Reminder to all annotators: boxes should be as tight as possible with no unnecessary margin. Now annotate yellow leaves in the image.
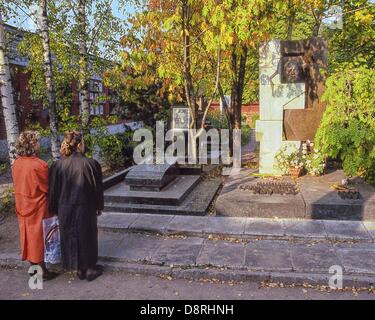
[227,34,234,45]
[354,11,374,25]
[120,51,130,61]
[220,23,226,35]
[167,92,174,102]
[180,29,190,37]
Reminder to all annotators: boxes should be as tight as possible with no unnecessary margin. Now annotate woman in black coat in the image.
[48,131,104,281]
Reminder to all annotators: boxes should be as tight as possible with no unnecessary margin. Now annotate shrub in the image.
[206,111,252,146]
[315,67,375,183]
[241,124,252,146]
[302,141,326,176]
[206,110,229,129]
[0,187,15,216]
[0,160,10,176]
[98,129,135,170]
[250,113,259,129]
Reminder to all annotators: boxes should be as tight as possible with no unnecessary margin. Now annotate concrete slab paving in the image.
[128,213,174,232]
[244,218,285,237]
[283,219,327,238]
[336,248,375,274]
[196,241,245,268]
[363,221,375,240]
[98,212,375,243]
[290,242,340,273]
[99,212,139,230]
[205,217,246,235]
[166,215,208,234]
[98,232,125,258]
[323,220,372,240]
[4,217,375,288]
[244,240,293,271]
[150,237,204,266]
[104,233,163,262]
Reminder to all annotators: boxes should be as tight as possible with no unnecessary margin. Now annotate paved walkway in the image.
[95,213,375,287]
[98,212,375,241]
[241,129,257,164]
[2,213,375,288]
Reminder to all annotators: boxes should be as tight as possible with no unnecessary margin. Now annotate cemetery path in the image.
[241,129,257,164]
[1,213,375,289]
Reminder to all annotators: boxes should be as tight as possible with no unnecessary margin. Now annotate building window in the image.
[89,80,103,93]
[90,104,104,115]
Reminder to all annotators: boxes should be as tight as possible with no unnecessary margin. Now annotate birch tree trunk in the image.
[77,0,91,134]
[38,0,60,160]
[181,0,197,130]
[0,15,19,163]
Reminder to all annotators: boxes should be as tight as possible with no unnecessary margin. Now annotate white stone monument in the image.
[255,40,304,174]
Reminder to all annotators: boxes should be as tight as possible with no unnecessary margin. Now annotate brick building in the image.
[210,102,259,126]
[0,24,122,142]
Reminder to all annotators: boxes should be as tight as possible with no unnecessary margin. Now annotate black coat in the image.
[48,152,104,270]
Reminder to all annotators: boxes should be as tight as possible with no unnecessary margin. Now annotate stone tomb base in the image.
[105,175,201,206]
[215,169,375,221]
[104,165,221,216]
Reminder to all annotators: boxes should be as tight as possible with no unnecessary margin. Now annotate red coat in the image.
[12,156,50,264]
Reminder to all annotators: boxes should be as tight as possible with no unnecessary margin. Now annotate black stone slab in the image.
[104,175,201,206]
[102,167,133,190]
[125,163,179,191]
[179,165,202,175]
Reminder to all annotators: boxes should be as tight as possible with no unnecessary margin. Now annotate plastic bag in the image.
[43,216,61,264]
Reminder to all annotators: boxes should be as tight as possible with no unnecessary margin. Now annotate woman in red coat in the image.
[12,131,58,280]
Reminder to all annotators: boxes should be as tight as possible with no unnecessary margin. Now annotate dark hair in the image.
[60,131,84,157]
[15,130,41,156]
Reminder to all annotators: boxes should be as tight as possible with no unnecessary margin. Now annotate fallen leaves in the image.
[260,280,375,295]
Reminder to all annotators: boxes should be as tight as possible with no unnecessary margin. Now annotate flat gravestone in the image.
[125,163,179,191]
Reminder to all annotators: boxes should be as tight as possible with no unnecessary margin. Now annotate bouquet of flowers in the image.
[303,141,326,176]
[275,140,326,177]
[275,145,303,175]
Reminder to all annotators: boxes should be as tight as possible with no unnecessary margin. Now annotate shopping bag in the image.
[43,216,61,264]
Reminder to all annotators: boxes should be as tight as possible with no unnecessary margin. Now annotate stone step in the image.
[95,230,375,287]
[104,202,206,216]
[97,231,375,275]
[104,179,222,216]
[104,175,201,206]
[98,213,375,242]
